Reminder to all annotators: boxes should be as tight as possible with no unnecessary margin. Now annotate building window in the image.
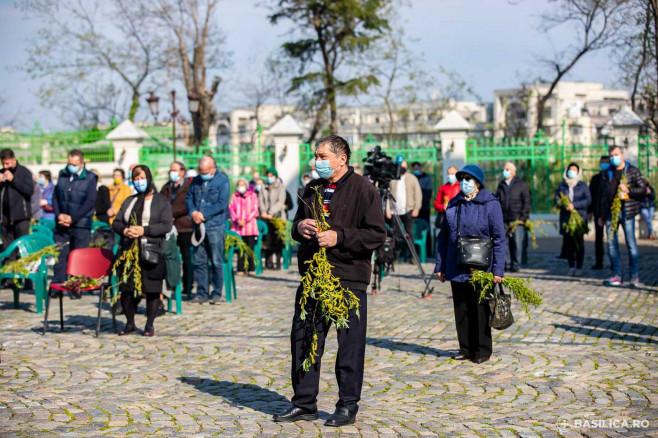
[570,125,583,135]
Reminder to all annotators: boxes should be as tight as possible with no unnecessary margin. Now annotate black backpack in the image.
[376,233,396,265]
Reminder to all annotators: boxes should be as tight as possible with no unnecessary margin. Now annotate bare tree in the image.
[533,0,626,133]
[18,0,162,125]
[149,0,230,148]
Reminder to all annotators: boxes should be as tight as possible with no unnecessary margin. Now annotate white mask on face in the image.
[311,170,320,180]
[237,186,247,194]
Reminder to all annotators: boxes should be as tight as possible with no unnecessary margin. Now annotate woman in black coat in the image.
[112,165,173,336]
[554,162,591,277]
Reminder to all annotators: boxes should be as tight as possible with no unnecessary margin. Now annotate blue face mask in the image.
[315,159,334,179]
[134,179,148,193]
[503,169,511,179]
[610,155,622,167]
[37,177,45,186]
[200,172,213,182]
[600,163,609,171]
[567,170,578,179]
[413,170,421,176]
[447,174,457,184]
[460,179,476,195]
[267,176,276,184]
[169,171,180,183]
[67,164,79,174]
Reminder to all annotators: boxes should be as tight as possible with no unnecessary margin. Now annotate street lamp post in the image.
[146,91,182,162]
[188,91,201,152]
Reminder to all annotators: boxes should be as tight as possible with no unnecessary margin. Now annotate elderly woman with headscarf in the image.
[112,165,173,336]
[229,178,260,275]
[435,164,506,364]
[554,162,591,277]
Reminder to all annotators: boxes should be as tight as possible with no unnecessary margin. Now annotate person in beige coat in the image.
[259,168,287,269]
[386,161,422,259]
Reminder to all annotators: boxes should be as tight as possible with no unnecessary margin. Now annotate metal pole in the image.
[171,90,177,162]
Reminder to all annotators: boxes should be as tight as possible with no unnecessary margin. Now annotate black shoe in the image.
[156,302,166,317]
[118,324,136,336]
[143,325,155,337]
[452,353,470,361]
[591,264,603,270]
[272,406,318,423]
[209,297,223,305]
[472,355,490,364]
[325,407,356,427]
[190,296,208,304]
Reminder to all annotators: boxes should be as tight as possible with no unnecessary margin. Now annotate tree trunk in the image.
[307,101,328,143]
[128,88,139,121]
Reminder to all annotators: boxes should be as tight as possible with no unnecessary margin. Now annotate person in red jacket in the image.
[433,166,461,228]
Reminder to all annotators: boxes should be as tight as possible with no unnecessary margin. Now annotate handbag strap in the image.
[497,283,505,297]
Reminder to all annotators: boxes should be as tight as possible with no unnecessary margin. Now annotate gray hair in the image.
[315,135,351,163]
[504,162,516,171]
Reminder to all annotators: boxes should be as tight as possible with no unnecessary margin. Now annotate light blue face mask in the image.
[315,159,334,179]
[567,170,578,179]
[600,163,609,171]
[37,177,45,186]
[169,171,180,183]
[413,170,422,177]
[447,174,457,184]
[134,179,148,193]
[267,176,276,184]
[503,169,511,179]
[610,155,622,167]
[67,164,79,174]
[200,172,213,182]
[460,179,476,195]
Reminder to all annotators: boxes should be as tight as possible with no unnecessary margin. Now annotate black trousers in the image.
[178,231,193,295]
[121,291,160,330]
[450,281,492,358]
[53,227,91,283]
[563,234,584,269]
[1,218,30,259]
[290,285,367,414]
[237,235,257,273]
[593,217,604,267]
[264,221,282,268]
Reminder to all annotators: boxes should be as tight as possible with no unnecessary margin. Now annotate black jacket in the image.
[161,179,192,233]
[292,167,386,289]
[588,172,605,217]
[112,192,173,281]
[0,162,34,222]
[95,185,111,224]
[554,180,591,236]
[595,163,645,220]
[53,166,98,229]
[496,177,531,222]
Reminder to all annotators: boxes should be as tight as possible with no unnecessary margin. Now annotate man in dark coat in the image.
[52,150,97,290]
[273,135,386,427]
[588,155,610,270]
[595,145,646,287]
[495,162,531,272]
[0,148,34,256]
[161,161,193,297]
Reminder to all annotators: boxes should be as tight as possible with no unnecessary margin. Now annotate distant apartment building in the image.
[494,81,631,144]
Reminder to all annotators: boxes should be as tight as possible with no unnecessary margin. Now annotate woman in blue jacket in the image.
[554,162,591,277]
[435,164,506,364]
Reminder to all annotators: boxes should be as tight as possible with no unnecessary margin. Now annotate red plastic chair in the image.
[42,248,114,337]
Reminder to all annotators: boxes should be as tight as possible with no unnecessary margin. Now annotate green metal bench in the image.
[0,235,54,314]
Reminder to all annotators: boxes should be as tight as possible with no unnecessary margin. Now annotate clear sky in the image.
[0,0,621,132]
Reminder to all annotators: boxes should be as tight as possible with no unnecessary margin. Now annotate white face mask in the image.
[237,186,247,194]
[311,170,320,180]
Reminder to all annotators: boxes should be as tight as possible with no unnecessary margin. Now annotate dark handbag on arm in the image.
[456,204,493,269]
[140,238,164,266]
[489,283,514,330]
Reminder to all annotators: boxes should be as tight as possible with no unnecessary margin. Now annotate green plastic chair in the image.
[92,221,112,232]
[412,218,430,263]
[223,230,241,302]
[0,235,54,314]
[31,225,54,243]
[254,220,268,275]
[282,220,298,270]
[38,219,56,230]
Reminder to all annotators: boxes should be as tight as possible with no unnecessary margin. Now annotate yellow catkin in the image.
[610,175,627,237]
[299,187,360,372]
[111,213,142,299]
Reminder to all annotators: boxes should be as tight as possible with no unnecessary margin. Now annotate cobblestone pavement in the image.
[1,239,657,437]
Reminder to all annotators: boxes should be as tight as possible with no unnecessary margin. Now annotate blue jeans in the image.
[606,217,639,279]
[505,224,525,269]
[641,206,655,236]
[193,227,225,300]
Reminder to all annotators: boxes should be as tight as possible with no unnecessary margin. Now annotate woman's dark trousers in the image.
[450,281,492,358]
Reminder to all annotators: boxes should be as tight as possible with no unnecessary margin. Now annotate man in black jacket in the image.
[588,156,610,270]
[52,150,98,291]
[596,145,645,287]
[0,148,34,256]
[273,135,386,427]
[496,162,531,272]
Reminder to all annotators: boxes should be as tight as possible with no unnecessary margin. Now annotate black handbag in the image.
[456,204,493,269]
[489,283,514,330]
[140,239,164,266]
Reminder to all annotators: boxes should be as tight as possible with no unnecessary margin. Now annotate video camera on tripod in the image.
[362,145,404,190]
